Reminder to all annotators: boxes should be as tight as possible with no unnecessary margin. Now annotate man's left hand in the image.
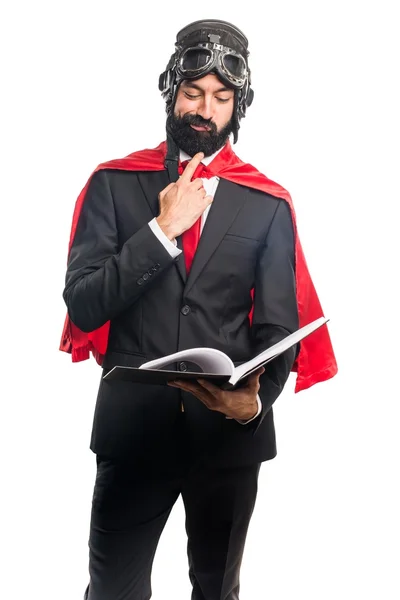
[168,366,265,421]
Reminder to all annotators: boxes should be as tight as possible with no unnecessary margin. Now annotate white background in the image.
[2,1,399,599]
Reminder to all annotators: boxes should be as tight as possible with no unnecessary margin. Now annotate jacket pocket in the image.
[224,233,260,246]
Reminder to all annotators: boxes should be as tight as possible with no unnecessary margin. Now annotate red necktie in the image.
[178,160,212,273]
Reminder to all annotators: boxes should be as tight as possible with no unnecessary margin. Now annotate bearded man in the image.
[60,18,337,600]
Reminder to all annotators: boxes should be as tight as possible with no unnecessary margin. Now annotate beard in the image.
[166,111,234,157]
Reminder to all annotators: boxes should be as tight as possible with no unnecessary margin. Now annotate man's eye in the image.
[185,93,199,99]
[216,97,230,103]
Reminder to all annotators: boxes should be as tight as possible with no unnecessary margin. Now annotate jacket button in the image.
[137,278,144,285]
[143,273,149,281]
[179,362,188,372]
[181,305,191,315]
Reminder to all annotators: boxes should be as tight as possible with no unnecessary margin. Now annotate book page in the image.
[140,347,235,376]
[230,316,329,386]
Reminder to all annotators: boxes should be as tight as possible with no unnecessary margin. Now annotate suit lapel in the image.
[184,178,248,296]
[137,171,166,218]
[137,171,187,284]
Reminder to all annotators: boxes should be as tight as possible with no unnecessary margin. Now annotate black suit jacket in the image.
[63,168,299,467]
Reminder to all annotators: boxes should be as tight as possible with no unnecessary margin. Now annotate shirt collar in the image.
[179,144,225,166]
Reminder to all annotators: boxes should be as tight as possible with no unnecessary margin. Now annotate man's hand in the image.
[156,152,213,240]
[168,367,265,421]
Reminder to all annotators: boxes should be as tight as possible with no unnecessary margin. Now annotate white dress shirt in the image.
[148,146,262,424]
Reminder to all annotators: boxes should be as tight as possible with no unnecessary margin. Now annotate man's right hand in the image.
[156,152,214,240]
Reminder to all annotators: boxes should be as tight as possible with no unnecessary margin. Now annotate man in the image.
[61,19,337,600]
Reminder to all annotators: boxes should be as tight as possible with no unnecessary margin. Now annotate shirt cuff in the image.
[225,394,262,425]
[149,218,182,258]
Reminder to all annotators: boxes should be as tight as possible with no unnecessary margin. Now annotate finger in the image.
[181,152,204,181]
[253,366,265,377]
[171,380,202,393]
[196,379,220,395]
[190,178,205,191]
[196,191,213,205]
[168,380,189,389]
[170,380,217,408]
[247,367,265,389]
[193,177,206,188]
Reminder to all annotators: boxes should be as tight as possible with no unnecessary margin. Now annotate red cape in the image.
[60,141,338,393]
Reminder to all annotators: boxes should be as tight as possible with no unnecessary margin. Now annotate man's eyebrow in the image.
[182,82,233,94]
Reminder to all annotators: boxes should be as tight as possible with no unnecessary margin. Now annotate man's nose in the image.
[197,98,213,120]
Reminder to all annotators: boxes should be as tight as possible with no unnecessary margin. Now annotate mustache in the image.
[180,114,217,134]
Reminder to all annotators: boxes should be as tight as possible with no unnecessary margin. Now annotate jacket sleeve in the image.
[251,199,299,429]
[63,170,176,332]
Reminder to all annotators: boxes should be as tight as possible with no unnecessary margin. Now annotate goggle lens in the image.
[222,53,247,80]
[180,48,213,73]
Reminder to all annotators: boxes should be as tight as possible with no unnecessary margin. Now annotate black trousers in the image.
[84,423,261,600]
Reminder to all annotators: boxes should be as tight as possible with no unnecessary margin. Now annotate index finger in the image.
[181,152,204,181]
[247,366,265,386]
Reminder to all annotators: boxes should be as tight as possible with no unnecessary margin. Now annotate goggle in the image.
[175,43,248,89]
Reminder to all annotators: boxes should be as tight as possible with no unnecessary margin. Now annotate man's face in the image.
[167,73,235,157]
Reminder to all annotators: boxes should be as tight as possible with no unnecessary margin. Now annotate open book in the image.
[103,316,329,389]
